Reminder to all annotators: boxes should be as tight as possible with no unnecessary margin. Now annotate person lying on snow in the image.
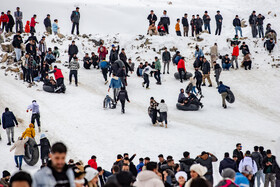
[181,92,203,108]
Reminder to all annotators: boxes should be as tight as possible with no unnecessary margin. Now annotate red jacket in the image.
[232,46,239,57]
[177,59,186,71]
[98,46,108,60]
[88,159,97,169]
[0,14,9,23]
[30,17,37,27]
[54,68,64,79]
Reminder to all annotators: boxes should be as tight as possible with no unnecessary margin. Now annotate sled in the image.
[43,84,66,93]
[174,72,193,80]
[226,89,235,104]
[176,103,200,111]
[24,138,39,166]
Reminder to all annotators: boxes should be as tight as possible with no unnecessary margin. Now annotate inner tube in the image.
[43,85,55,93]
[226,89,235,104]
[174,72,193,80]
[24,138,39,166]
[176,103,199,111]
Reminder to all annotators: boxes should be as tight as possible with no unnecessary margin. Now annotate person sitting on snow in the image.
[182,92,203,108]
[178,88,187,103]
[148,23,158,36]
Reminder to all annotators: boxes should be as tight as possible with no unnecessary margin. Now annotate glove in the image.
[26,110,29,112]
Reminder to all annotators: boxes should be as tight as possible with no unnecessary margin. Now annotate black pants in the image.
[191,27,195,37]
[151,109,157,124]
[7,25,13,32]
[69,70,78,85]
[178,68,185,82]
[57,78,64,87]
[69,55,74,63]
[101,68,108,81]
[243,61,252,70]
[26,69,33,83]
[176,31,181,36]
[267,46,275,53]
[215,24,222,35]
[71,22,79,35]
[160,112,167,124]
[196,80,202,93]
[40,53,46,65]
[31,113,40,127]
[154,70,161,83]
[163,24,169,34]
[196,27,202,35]
[30,26,36,33]
[120,100,125,113]
[22,66,27,81]
[1,22,7,31]
[16,21,23,33]
[143,74,149,88]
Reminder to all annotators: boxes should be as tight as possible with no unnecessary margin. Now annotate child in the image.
[25,21,30,33]
[189,77,197,95]
[157,99,168,128]
[103,95,114,109]
[52,19,59,35]
[53,46,60,58]
[22,123,35,139]
[175,18,181,36]
[117,87,130,114]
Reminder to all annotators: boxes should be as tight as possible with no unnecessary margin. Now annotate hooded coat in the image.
[134,170,164,187]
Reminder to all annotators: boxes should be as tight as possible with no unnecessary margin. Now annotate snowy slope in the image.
[1,0,280,184]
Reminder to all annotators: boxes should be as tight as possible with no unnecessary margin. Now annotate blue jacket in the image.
[2,111,18,129]
[219,157,238,174]
[45,53,56,60]
[100,60,109,69]
[195,49,204,58]
[136,162,144,173]
[235,172,250,187]
[52,23,58,33]
[218,84,230,94]
[109,77,122,89]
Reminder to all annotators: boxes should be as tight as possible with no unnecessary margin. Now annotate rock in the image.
[0,34,4,44]
[226,38,231,43]
[1,53,8,62]
[1,66,6,69]
[67,36,73,41]
[4,32,13,38]
[170,46,178,52]
[241,20,247,28]
[7,59,14,65]
[51,39,56,43]
[196,37,204,42]
[268,11,272,15]
[57,33,65,39]
[56,60,62,63]
[240,37,248,40]
[8,67,20,72]
[274,14,277,17]
[1,43,14,52]
[144,38,152,46]
[201,30,209,34]
[88,39,100,46]
[113,40,119,44]
[167,1,172,5]
[140,44,144,48]
[139,35,145,40]
[82,34,89,39]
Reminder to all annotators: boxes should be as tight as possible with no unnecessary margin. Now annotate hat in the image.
[190,164,207,177]
[2,170,11,178]
[175,171,188,181]
[40,134,46,139]
[245,150,251,156]
[85,167,98,182]
[221,168,236,179]
[242,165,253,175]
[29,123,34,128]
[112,44,115,48]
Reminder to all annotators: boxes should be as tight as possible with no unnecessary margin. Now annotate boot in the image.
[7,142,11,145]
[160,123,164,127]
[12,138,14,143]
[202,83,206,86]
[38,126,41,133]
[208,84,212,87]
[165,124,167,128]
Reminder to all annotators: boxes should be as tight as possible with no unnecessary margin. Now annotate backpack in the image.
[174,56,181,65]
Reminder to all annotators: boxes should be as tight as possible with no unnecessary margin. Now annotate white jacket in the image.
[10,137,29,156]
[158,103,168,112]
[134,170,164,187]
[238,156,258,174]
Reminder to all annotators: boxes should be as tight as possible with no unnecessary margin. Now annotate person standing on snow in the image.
[100,60,110,84]
[239,150,258,186]
[201,58,212,87]
[108,74,123,103]
[158,99,168,128]
[233,15,242,37]
[30,14,39,34]
[210,43,218,68]
[2,108,18,145]
[256,14,265,39]
[117,87,130,114]
[7,11,15,33]
[182,13,189,37]
[231,43,239,69]
[218,81,230,109]
[160,10,170,34]
[154,57,161,85]
[215,10,223,35]
[142,62,154,89]
[35,134,51,166]
[71,7,80,35]
[147,10,157,26]
[249,11,258,38]
[69,56,80,86]
[149,97,158,126]
[68,40,78,62]
[26,100,41,132]
[213,61,222,87]
[14,7,23,33]
[43,14,52,34]
[203,11,211,34]
[10,137,29,171]
[162,47,171,74]
[177,57,186,83]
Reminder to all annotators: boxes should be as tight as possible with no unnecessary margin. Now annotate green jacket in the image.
[155,60,161,70]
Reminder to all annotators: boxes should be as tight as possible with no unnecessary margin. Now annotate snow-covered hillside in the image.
[1,0,280,185]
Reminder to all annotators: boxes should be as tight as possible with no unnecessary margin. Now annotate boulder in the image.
[1,53,8,62]
[4,32,13,38]
[6,67,19,72]
[82,34,89,39]
[57,33,65,39]
[1,66,6,69]
[56,60,61,63]
[170,46,178,52]
[67,36,73,40]
[144,38,152,46]
[241,20,247,28]
[1,43,14,53]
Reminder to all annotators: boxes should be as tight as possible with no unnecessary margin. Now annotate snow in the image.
[1,0,280,185]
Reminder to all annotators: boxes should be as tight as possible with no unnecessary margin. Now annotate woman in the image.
[85,167,99,187]
[175,171,188,187]
[35,134,51,166]
[185,164,207,187]
[10,137,29,170]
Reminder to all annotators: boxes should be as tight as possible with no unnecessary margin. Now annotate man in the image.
[162,47,171,74]
[30,14,38,34]
[147,10,157,25]
[160,10,170,34]
[123,157,137,177]
[215,10,223,35]
[196,151,218,185]
[12,32,23,62]
[213,61,222,87]
[147,23,158,36]
[263,149,276,187]
[201,58,212,87]
[2,108,18,145]
[158,154,167,173]
[179,151,196,180]
[178,88,187,103]
[219,152,238,175]
[240,42,250,56]
[190,15,197,37]
[100,60,109,84]
[256,14,265,38]
[239,151,258,187]
[88,155,98,169]
[216,168,238,187]
[264,38,275,54]
[177,57,186,83]
[14,7,23,33]
[134,162,164,187]
[154,57,161,85]
[7,11,15,33]
[142,63,153,89]
[137,158,144,173]
[233,143,244,168]
[43,14,52,34]
[10,171,32,187]
[108,74,123,102]
[32,142,75,187]
[182,13,189,37]
[109,45,119,64]
[210,43,218,68]
[0,170,10,187]
[106,165,120,185]
[194,67,203,95]
[249,11,258,38]
[252,146,264,187]
[222,54,231,71]
[0,12,9,32]
[218,81,230,109]
[265,24,277,43]
[194,46,204,59]
[203,11,211,34]
[68,40,78,62]
[195,14,203,35]
[231,43,239,69]
[97,167,112,186]
[49,65,64,88]
[117,87,130,114]
[26,100,40,132]
[235,165,253,187]
[71,7,80,35]
[233,15,242,37]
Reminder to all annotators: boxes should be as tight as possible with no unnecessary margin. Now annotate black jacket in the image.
[12,35,23,48]
[215,14,223,24]
[117,68,126,78]
[249,14,257,25]
[222,56,231,64]
[109,46,120,63]
[233,18,241,27]
[190,18,197,29]
[8,15,15,27]
[37,137,51,159]
[182,17,189,27]
[44,17,51,27]
[83,57,91,69]
[196,18,203,28]
[147,14,157,25]
[201,61,210,74]
[203,15,211,24]
[179,158,196,174]
[119,52,127,63]
[219,157,238,174]
[162,51,171,62]
[117,90,129,102]
[2,111,18,129]
[256,16,265,26]
[240,44,250,54]
[24,35,38,44]
[68,44,78,55]
[263,155,276,174]
[26,43,36,56]
[194,70,202,81]
[160,16,170,25]
[264,40,275,49]
[233,149,243,167]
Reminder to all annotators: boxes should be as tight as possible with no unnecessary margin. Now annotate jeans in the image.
[204,23,211,34]
[113,88,120,103]
[196,80,202,93]
[69,70,78,85]
[101,68,108,81]
[176,31,181,36]
[191,86,197,94]
[15,48,21,61]
[154,70,161,83]
[264,173,276,187]
[222,63,231,70]
[255,170,265,187]
[235,26,243,37]
[120,100,125,113]
[31,113,40,127]
[160,112,167,124]
[143,74,149,88]
[215,23,222,35]
[26,69,33,83]
[6,127,14,143]
[14,155,24,168]
[71,22,79,35]
[163,61,170,73]
[258,25,264,38]
[231,56,238,68]
[16,20,23,33]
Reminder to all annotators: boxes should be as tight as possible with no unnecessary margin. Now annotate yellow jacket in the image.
[22,123,35,139]
[175,23,180,31]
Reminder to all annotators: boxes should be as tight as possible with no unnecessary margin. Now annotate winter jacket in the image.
[210,45,218,56]
[100,60,109,69]
[264,40,275,49]
[0,178,9,187]
[98,46,108,60]
[38,41,47,54]
[178,93,186,103]
[0,14,9,23]
[162,51,171,62]
[147,14,157,25]
[201,61,211,74]
[219,157,238,174]
[117,90,129,102]
[196,18,203,28]
[216,179,238,187]
[155,60,161,71]
[25,35,38,44]
[251,151,263,170]
[25,21,30,33]
[30,17,37,27]
[249,14,257,25]
[119,52,127,64]
[137,162,145,173]
[37,137,51,160]
[232,46,239,57]
[194,70,202,81]
[190,18,197,29]
[240,44,250,55]
[32,161,75,187]
[203,15,211,24]
[234,172,250,187]
[177,59,186,71]
[25,43,36,56]
[143,66,154,75]
[10,137,29,156]
[238,157,258,174]
[7,15,15,27]
[214,64,222,76]
[68,44,78,55]
[218,84,230,94]
[233,149,243,164]
[195,49,204,58]
[160,15,170,25]
[158,103,168,112]
[275,161,280,180]
[134,170,164,187]
[182,17,189,27]
[2,111,18,129]
[88,159,98,169]
[263,155,276,174]
[51,68,64,80]
[109,77,122,89]
[22,124,35,139]
[27,102,40,114]
[69,60,80,70]
[222,56,231,64]
[233,18,241,27]
[109,47,119,63]
[256,16,265,26]
[45,53,55,62]
[196,155,218,176]
[179,158,196,174]
[175,23,180,31]
[44,17,51,27]
[117,68,126,78]
[52,22,58,33]
[12,35,23,48]
[70,11,80,23]
[215,14,223,24]
[14,11,23,21]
